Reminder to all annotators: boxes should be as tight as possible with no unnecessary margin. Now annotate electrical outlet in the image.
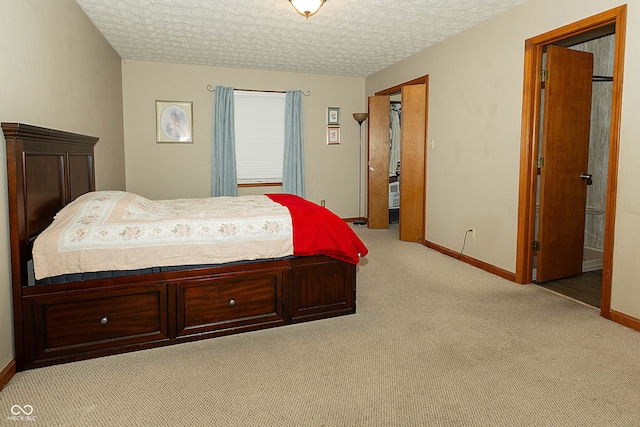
[468,228,476,239]
[320,200,325,207]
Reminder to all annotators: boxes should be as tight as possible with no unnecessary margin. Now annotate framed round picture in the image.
[156,100,193,143]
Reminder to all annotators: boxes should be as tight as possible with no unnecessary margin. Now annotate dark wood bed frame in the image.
[3,123,356,371]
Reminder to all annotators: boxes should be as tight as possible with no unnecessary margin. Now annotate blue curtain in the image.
[211,86,238,196]
[283,90,305,197]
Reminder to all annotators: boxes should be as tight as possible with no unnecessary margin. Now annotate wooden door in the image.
[536,45,594,282]
[399,84,426,242]
[367,95,390,229]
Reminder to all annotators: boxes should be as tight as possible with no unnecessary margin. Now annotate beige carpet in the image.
[2,225,640,426]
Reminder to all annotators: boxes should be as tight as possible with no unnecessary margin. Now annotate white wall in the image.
[122,61,365,218]
[0,0,125,370]
[366,0,640,319]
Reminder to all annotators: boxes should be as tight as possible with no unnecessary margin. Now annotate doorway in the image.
[533,36,615,308]
[368,75,429,243]
[515,6,627,319]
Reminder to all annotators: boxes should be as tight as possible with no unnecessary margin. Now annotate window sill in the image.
[238,182,282,188]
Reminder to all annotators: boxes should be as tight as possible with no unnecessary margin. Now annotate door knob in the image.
[581,173,593,185]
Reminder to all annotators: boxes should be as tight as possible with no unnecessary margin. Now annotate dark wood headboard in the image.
[2,123,97,363]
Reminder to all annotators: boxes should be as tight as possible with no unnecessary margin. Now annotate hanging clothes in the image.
[389,106,401,177]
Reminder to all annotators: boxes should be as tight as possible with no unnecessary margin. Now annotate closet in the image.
[368,79,427,242]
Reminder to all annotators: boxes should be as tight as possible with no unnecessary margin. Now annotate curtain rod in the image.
[206,85,311,96]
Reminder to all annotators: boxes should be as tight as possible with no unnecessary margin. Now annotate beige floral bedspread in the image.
[33,191,293,280]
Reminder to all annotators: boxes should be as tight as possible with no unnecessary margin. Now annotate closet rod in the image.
[206,85,311,96]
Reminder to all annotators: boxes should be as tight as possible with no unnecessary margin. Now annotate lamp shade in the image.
[290,0,326,19]
[353,113,368,125]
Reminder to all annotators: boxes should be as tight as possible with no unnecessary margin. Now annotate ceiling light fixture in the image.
[289,0,326,19]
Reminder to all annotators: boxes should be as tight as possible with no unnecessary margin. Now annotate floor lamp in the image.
[352,113,368,226]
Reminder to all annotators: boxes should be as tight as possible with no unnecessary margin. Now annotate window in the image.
[233,90,286,184]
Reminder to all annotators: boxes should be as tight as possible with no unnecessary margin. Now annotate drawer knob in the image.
[229,299,236,306]
[100,317,109,325]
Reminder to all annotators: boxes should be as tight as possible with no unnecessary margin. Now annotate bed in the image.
[3,122,367,371]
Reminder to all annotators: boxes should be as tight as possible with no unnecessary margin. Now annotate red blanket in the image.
[267,194,368,265]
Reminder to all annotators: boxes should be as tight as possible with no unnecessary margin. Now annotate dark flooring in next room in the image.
[536,270,602,308]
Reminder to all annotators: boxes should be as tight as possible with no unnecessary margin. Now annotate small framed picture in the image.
[327,127,340,145]
[327,107,340,125]
[156,100,193,143]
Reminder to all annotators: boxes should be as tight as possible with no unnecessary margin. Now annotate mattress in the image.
[32,191,367,281]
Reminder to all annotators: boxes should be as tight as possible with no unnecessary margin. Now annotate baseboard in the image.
[582,246,604,272]
[345,217,364,224]
[424,240,516,282]
[608,310,640,333]
[0,359,16,391]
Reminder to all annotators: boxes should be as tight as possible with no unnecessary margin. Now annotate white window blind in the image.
[234,90,286,184]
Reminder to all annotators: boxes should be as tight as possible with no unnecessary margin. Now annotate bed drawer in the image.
[289,257,356,322]
[176,269,284,337]
[30,285,168,361]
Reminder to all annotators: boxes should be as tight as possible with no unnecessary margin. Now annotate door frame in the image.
[375,74,429,241]
[515,5,626,320]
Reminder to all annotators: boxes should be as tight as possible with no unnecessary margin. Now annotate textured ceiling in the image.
[75,0,528,77]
